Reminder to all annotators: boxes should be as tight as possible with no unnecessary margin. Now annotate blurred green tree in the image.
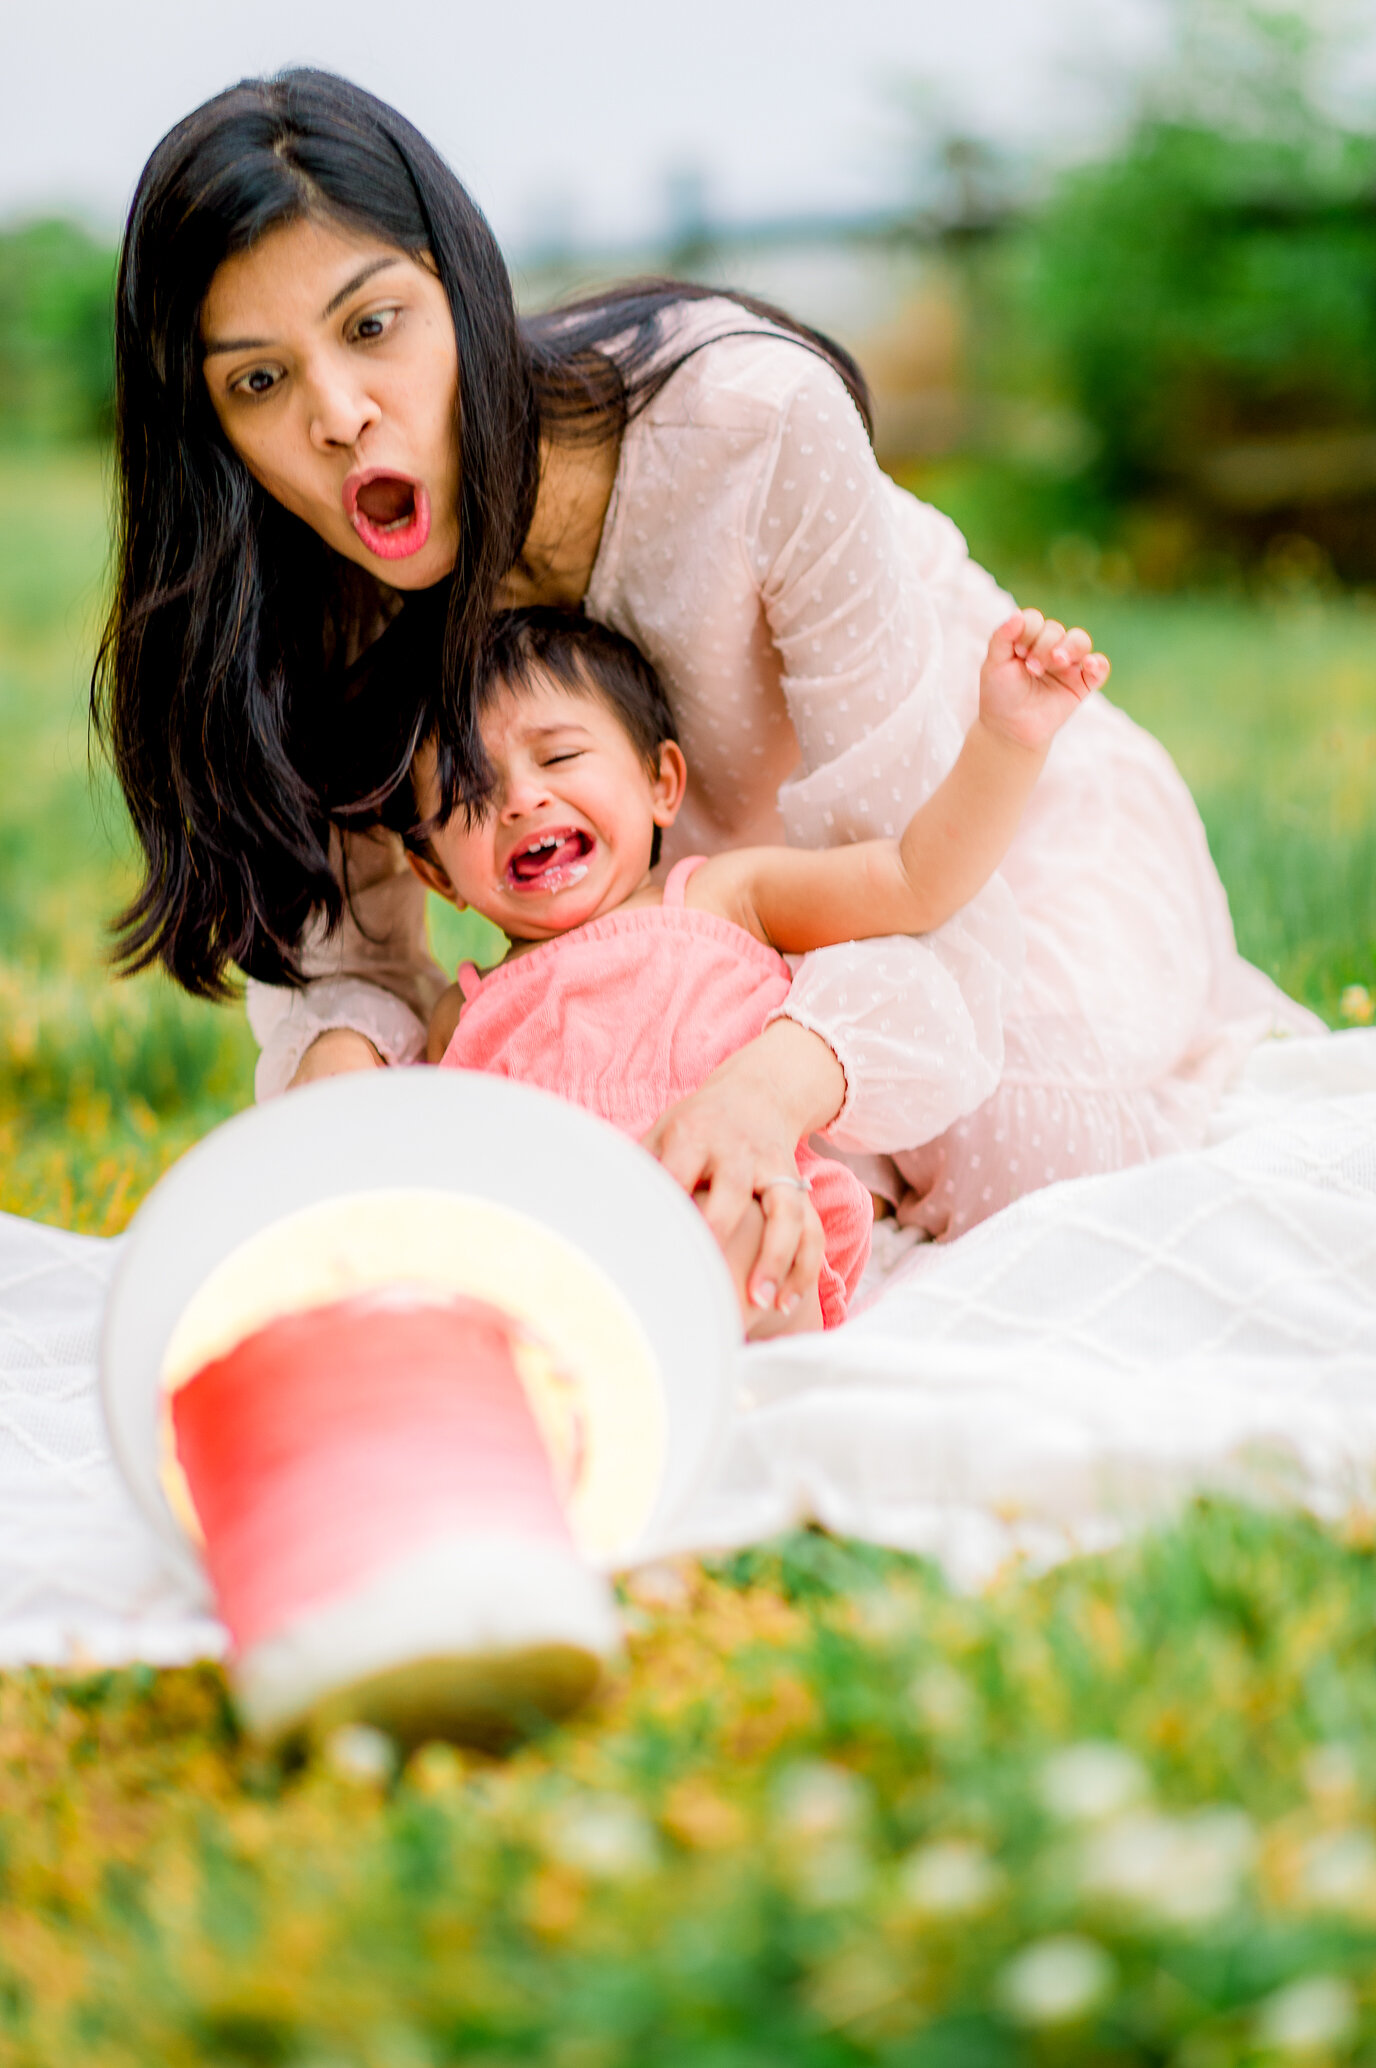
[0,218,116,445]
[1016,1,1376,508]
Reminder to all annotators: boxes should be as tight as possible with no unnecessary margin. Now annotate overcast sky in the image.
[7,0,1173,253]
[9,0,1376,256]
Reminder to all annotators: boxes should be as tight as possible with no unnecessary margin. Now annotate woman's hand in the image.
[642,1018,846,1315]
[288,1027,385,1088]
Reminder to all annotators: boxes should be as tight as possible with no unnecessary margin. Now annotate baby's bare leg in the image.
[718,1199,824,1340]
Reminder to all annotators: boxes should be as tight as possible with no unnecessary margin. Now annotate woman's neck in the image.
[497,435,620,611]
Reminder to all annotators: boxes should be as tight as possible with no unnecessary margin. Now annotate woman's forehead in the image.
[200,216,417,340]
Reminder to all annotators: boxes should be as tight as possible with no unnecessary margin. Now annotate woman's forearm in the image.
[728,1016,848,1138]
[247,827,446,1101]
[288,1028,384,1086]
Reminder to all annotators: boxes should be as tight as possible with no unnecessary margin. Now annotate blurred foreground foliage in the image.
[7,1506,1376,2063]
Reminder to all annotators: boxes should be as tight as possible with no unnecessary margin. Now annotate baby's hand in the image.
[425,981,464,1064]
[980,609,1109,753]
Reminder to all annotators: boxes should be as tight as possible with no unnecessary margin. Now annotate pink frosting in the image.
[172,1292,571,1652]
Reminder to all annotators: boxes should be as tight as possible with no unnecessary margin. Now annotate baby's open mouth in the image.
[506,828,593,893]
[343,470,432,561]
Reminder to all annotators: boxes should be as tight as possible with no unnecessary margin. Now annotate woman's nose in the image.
[305,361,381,453]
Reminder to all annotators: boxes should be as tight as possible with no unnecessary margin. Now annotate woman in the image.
[94,68,1312,1292]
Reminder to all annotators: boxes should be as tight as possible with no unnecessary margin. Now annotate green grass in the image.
[1028,587,1376,1023]
[0,453,254,1230]
[0,454,497,1232]
[905,455,1376,1026]
[8,1509,1376,2063]
[2,451,1375,2064]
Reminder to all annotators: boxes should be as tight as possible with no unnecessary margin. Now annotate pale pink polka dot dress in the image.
[249,301,1317,1238]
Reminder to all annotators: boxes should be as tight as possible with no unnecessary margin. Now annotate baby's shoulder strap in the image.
[661,856,709,909]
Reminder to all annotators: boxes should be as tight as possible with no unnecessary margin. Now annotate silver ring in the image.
[756,1174,811,1196]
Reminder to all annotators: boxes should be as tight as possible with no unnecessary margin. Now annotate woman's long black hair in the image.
[93,68,872,996]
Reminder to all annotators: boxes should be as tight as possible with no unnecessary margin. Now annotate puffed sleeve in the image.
[246,826,447,1100]
[746,360,1025,1153]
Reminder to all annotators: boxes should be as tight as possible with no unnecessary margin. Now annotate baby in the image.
[407,606,1108,1336]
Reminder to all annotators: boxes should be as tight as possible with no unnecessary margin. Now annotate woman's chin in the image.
[334,521,457,591]
[368,539,458,590]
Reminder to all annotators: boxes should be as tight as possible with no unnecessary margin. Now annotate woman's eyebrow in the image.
[202,258,405,357]
[321,256,403,318]
[202,333,271,359]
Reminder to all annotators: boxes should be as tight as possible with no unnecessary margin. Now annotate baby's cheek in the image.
[433,834,490,901]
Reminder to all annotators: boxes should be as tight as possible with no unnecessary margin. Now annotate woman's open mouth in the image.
[343,469,432,561]
[505,827,593,895]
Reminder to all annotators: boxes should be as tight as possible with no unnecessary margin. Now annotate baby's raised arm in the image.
[689,611,1107,955]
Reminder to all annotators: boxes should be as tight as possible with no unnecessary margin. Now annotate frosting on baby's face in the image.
[412,672,687,943]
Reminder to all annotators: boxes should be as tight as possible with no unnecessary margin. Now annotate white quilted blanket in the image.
[2,1032,1374,1663]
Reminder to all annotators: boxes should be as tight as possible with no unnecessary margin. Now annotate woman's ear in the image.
[405,848,466,910]
[651,740,689,828]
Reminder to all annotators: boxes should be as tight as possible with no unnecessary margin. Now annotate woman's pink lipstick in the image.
[343,469,432,561]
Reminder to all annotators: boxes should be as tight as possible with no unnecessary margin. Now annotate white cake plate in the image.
[101,1069,740,1596]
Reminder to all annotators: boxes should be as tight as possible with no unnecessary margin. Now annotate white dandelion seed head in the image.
[1303,1742,1361,1809]
[909,1664,974,1734]
[998,1936,1115,2027]
[899,1838,1003,1918]
[1300,1829,1376,1914]
[1040,1741,1150,1823]
[323,1722,398,1784]
[772,1760,870,1841]
[547,1797,658,1880]
[1255,1975,1358,2054]
[790,1836,873,1909]
[623,1560,694,1612]
[1079,1806,1254,1925]
[851,1586,918,1643]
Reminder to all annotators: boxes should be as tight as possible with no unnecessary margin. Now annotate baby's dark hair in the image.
[402,606,679,864]
[478,608,677,772]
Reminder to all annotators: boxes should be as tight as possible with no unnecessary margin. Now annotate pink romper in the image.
[438,859,873,1325]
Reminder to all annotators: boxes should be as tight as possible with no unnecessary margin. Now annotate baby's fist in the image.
[980,609,1109,752]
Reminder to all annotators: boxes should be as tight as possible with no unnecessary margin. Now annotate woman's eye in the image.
[350,307,399,343]
[543,752,579,766]
[232,366,281,398]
